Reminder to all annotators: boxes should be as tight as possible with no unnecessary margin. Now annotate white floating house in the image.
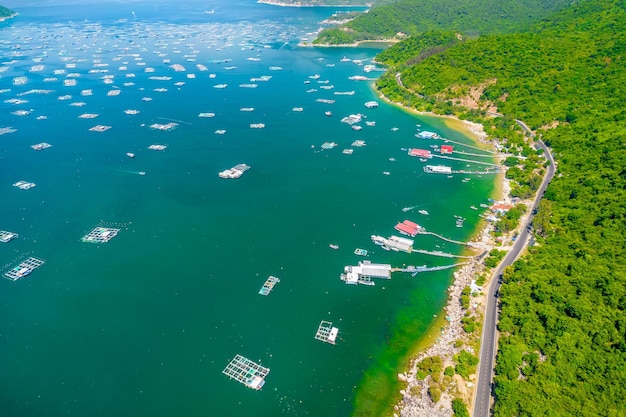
[341,260,391,285]
[385,235,414,253]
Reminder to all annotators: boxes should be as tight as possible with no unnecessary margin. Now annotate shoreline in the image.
[374,84,505,416]
[299,39,399,48]
[0,13,18,23]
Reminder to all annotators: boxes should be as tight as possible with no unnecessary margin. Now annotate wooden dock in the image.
[222,354,269,390]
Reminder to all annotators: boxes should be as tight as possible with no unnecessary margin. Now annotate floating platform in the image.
[315,321,339,345]
[81,227,119,243]
[0,230,18,243]
[219,164,250,179]
[13,181,36,190]
[149,123,178,131]
[222,354,269,390]
[341,260,391,285]
[89,125,111,132]
[4,257,45,281]
[31,142,52,151]
[258,276,280,296]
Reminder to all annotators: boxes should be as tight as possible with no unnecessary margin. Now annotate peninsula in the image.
[0,5,16,22]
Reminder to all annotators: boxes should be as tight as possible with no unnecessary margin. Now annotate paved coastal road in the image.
[472,135,556,417]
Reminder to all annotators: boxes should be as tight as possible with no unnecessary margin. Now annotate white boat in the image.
[418,210,429,215]
[371,235,385,246]
[325,111,332,117]
[126,152,135,158]
[329,244,339,250]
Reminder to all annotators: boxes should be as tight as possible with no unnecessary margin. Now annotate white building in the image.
[341,260,392,285]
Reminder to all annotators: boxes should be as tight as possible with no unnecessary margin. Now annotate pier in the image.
[315,321,339,345]
[425,135,497,154]
[4,257,45,281]
[411,249,476,259]
[423,165,499,175]
[392,262,471,276]
[222,354,269,390]
[420,231,479,247]
[430,154,499,168]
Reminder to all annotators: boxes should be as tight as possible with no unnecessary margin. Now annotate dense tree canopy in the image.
[0,5,15,18]
[372,0,626,414]
[314,0,572,44]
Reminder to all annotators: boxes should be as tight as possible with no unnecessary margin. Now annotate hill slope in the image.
[314,0,572,44]
[375,0,626,415]
[1,5,15,19]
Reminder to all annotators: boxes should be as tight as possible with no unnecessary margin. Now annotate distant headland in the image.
[258,0,372,6]
[0,5,17,22]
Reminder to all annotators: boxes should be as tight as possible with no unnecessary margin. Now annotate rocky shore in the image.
[396,251,491,417]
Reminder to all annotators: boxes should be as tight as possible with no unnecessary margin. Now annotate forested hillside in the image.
[314,0,571,44]
[0,5,15,18]
[375,0,626,414]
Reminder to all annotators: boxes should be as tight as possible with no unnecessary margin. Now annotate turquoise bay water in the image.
[0,2,494,416]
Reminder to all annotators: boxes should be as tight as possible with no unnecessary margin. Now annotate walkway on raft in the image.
[411,249,477,259]
[420,231,484,247]
[430,154,500,167]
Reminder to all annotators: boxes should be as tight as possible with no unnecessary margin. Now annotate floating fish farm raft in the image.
[222,354,269,390]
[258,276,280,296]
[81,227,120,243]
[314,321,339,345]
[0,230,18,243]
[4,257,45,281]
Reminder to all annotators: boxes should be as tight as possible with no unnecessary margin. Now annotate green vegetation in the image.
[452,398,470,417]
[314,0,572,44]
[416,355,443,380]
[262,0,375,5]
[454,350,478,379]
[369,0,626,414]
[428,386,442,402]
[0,5,15,19]
[375,31,459,67]
[484,249,506,268]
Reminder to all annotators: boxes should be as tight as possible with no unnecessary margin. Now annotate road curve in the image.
[472,136,556,417]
